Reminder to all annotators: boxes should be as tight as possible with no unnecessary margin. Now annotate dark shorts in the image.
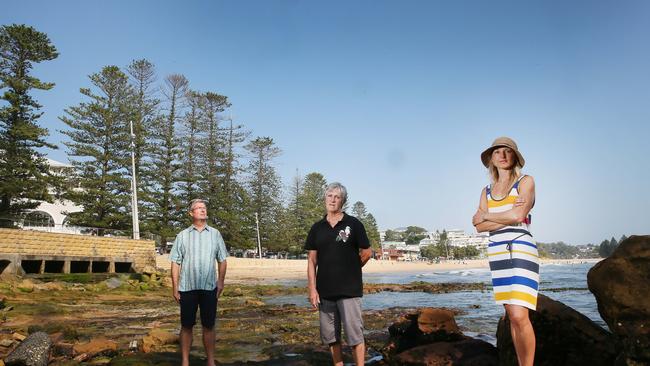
[179,287,218,328]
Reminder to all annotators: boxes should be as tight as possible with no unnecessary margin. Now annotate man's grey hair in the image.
[188,198,208,212]
[325,182,348,205]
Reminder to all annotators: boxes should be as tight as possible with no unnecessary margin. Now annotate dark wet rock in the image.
[110,352,199,366]
[110,346,348,366]
[261,344,357,365]
[261,305,312,317]
[4,331,52,366]
[27,325,75,343]
[364,307,421,354]
[382,308,479,363]
[47,332,63,345]
[496,293,617,366]
[52,342,74,357]
[365,281,487,295]
[381,308,497,365]
[394,338,498,366]
[588,235,650,365]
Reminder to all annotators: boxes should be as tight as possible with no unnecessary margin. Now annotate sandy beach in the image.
[156,255,600,283]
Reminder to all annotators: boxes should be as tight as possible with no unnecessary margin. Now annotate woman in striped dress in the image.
[472,137,538,366]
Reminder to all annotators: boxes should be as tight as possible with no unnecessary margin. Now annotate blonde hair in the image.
[487,152,522,190]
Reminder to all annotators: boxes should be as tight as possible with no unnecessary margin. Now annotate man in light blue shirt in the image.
[170,199,228,366]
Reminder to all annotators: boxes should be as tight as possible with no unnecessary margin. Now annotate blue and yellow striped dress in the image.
[486,175,539,310]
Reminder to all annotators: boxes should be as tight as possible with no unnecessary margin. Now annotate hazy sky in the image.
[4,0,649,245]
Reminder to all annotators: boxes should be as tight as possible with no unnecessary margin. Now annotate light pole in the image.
[255,212,262,258]
[129,120,140,240]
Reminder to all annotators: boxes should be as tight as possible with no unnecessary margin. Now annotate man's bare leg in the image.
[203,327,216,366]
[352,342,365,365]
[180,326,193,366]
[329,342,344,366]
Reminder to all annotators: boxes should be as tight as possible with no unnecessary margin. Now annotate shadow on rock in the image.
[588,235,650,365]
[382,308,497,366]
[109,345,355,366]
[496,293,617,366]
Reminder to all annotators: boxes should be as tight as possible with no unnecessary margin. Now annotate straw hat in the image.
[480,137,525,168]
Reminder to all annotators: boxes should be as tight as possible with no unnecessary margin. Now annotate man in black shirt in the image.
[305,182,373,366]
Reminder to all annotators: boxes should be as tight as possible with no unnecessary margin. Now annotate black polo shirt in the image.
[304,213,370,300]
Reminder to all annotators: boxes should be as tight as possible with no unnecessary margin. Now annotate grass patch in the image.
[34,273,122,283]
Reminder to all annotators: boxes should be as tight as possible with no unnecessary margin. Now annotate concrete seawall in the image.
[0,228,155,275]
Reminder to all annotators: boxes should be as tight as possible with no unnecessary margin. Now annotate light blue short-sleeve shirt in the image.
[169,225,229,292]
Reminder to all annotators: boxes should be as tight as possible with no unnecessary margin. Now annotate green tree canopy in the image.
[126,58,159,230]
[299,172,326,225]
[364,213,381,250]
[0,24,59,219]
[351,201,381,250]
[245,136,282,251]
[147,73,188,239]
[404,226,428,244]
[59,66,133,232]
[384,229,403,242]
[213,117,251,248]
[421,243,446,260]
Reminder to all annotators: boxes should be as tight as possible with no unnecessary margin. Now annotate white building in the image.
[418,231,441,248]
[419,229,489,253]
[20,158,83,234]
[446,229,490,252]
[382,241,407,249]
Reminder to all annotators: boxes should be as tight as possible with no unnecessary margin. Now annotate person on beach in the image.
[170,199,228,366]
[306,182,373,366]
[472,137,538,366]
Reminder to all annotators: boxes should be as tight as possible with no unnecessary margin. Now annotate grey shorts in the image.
[319,297,364,346]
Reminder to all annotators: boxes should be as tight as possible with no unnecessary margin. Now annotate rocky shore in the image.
[0,270,483,365]
[0,235,647,365]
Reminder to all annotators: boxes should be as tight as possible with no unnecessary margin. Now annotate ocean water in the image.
[266,262,605,345]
